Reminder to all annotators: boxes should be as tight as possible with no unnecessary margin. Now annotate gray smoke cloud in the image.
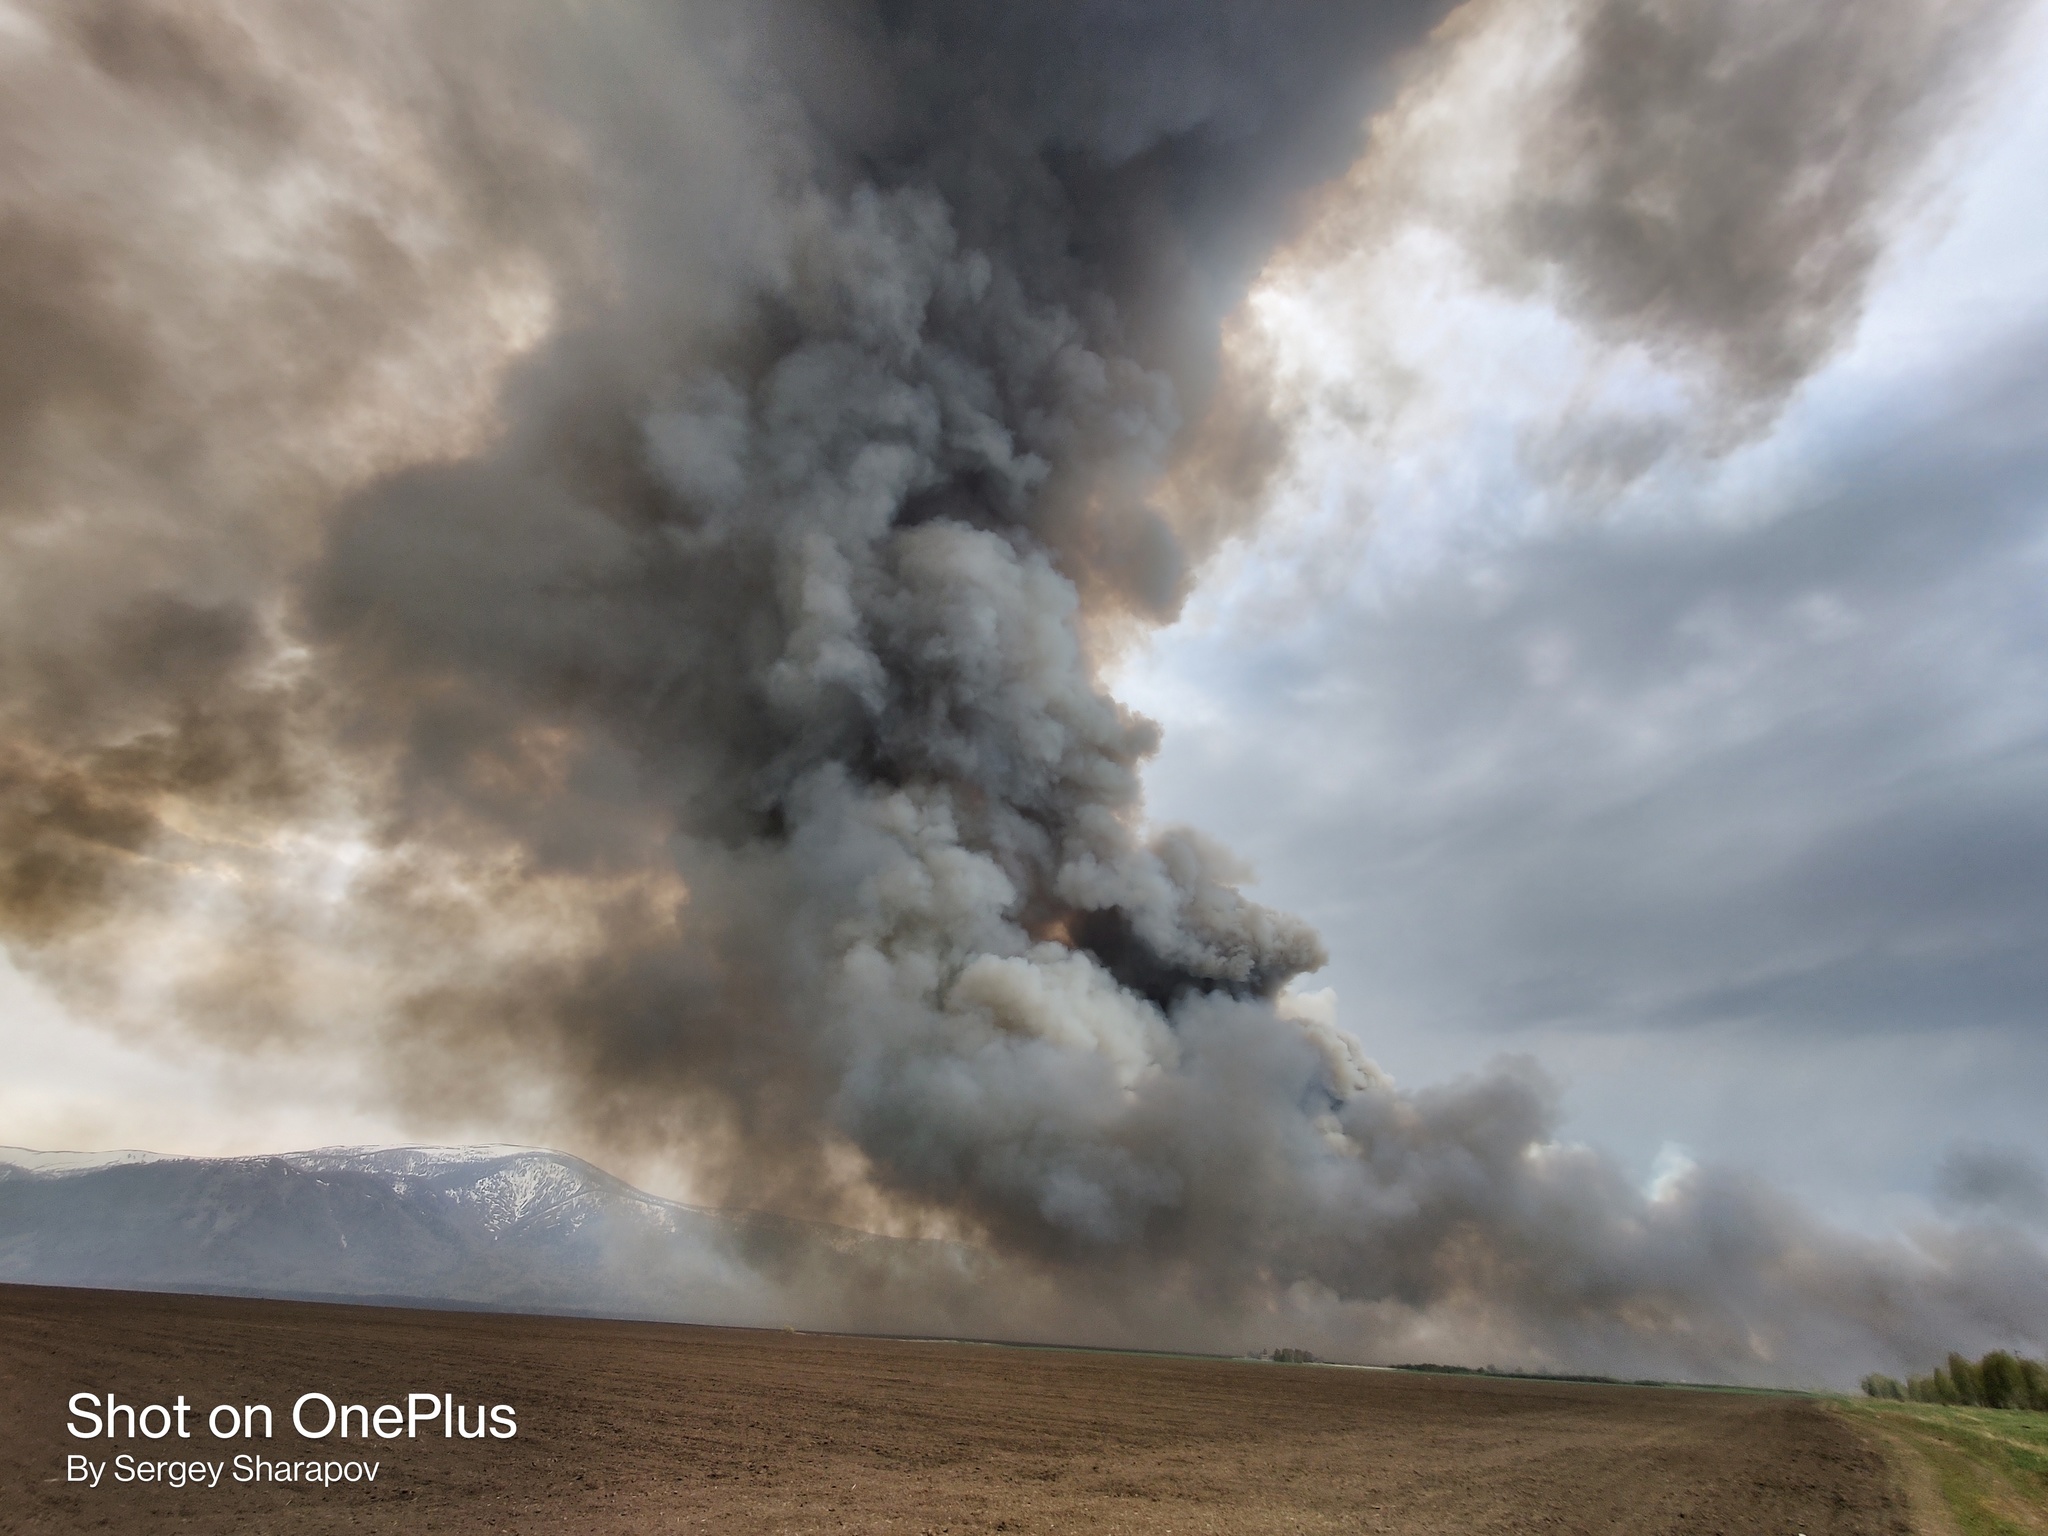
[1,0,2040,1383]
[1501,0,2010,403]
[1267,0,2020,496]
[1939,1145,2048,1228]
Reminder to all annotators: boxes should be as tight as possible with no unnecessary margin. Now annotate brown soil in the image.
[1,1283,1911,1534]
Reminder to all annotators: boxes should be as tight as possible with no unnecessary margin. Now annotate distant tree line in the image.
[1395,1363,1640,1386]
[1266,1347,1317,1364]
[1862,1351,2048,1410]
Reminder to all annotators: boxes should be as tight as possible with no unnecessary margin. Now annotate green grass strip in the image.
[1835,1400,2048,1535]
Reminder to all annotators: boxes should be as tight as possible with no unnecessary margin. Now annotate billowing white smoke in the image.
[0,0,2038,1383]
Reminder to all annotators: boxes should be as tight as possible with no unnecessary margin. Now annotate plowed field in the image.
[0,1284,1911,1534]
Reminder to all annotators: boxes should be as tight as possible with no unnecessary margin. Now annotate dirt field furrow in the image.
[0,1285,1913,1534]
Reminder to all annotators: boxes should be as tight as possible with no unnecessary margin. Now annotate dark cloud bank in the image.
[0,0,2038,1383]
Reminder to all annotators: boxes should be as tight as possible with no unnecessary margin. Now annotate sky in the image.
[1,0,2044,1379]
[1,0,2043,1214]
[1115,0,2048,1235]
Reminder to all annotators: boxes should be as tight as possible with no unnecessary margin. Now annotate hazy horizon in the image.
[2,0,2045,1385]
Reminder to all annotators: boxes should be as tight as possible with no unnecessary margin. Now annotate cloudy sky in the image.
[1,0,2044,1375]
[2,0,2042,1220]
[1117,0,2048,1234]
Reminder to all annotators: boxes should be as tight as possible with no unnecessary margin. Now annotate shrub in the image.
[1861,1374,1905,1400]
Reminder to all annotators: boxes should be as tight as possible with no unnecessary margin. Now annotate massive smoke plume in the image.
[1,0,2039,1382]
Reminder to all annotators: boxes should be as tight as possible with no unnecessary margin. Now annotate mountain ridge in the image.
[0,1143,981,1332]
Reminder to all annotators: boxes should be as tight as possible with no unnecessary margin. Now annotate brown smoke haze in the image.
[1,0,2041,1384]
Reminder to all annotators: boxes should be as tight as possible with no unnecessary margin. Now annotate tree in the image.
[1947,1354,1984,1407]
[2021,1358,2048,1412]
[1979,1352,2021,1410]
[1901,1351,2048,1411]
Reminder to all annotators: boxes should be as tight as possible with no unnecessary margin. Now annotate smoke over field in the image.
[0,0,2038,1383]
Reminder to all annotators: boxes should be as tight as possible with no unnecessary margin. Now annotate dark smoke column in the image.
[8,0,2038,1381]
[312,0,1449,1259]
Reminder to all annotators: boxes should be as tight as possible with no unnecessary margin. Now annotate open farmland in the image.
[1835,1397,2048,1535]
[1,1284,1914,1534]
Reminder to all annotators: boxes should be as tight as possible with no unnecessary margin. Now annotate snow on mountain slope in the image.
[0,1147,167,1175]
[0,1144,984,1333]
[278,1145,691,1239]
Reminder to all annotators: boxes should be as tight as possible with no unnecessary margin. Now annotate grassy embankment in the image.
[1835,1398,2048,1535]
